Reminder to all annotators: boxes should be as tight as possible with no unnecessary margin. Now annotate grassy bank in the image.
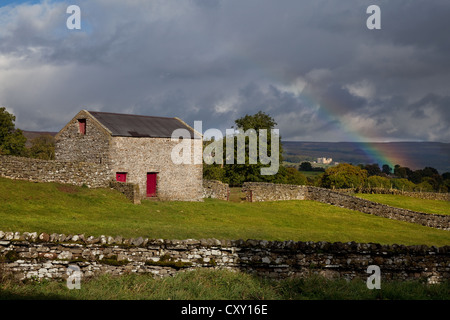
[355,194,450,215]
[1,269,449,300]
[0,177,449,246]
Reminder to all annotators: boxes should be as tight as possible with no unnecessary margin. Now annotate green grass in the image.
[229,187,246,202]
[1,269,448,300]
[0,177,449,246]
[356,194,450,215]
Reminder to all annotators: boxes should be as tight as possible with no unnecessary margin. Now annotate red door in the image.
[116,172,127,182]
[147,173,157,197]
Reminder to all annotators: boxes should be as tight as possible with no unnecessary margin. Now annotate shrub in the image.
[391,178,416,192]
[319,163,368,189]
[366,176,391,189]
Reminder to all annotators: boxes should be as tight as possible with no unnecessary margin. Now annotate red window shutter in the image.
[78,119,86,135]
[116,172,127,182]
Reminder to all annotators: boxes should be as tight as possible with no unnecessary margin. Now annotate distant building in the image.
[317,157,333,165]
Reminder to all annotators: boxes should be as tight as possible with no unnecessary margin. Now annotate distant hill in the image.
[282,141,450,174]
[22,131,57,148]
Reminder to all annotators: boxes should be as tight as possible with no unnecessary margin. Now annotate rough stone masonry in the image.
[1,231,448,284]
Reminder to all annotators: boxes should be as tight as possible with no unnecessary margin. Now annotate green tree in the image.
[366,175,391,189]
[319,163,368,189]
[391,178,416,192]
[203,163,225,181]
[442,177,450,193]
[272,167,307,185]
[0,107,26,156]
[221,111,283,186]
[382,164,392,175]
[414,181,434,192]
[233,111,277,132]
[28,134,55,160]
[364,163,381,176]
[394,165,412,179]
[299,161,313,171]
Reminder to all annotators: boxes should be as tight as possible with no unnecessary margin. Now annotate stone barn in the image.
[55,110,203,201]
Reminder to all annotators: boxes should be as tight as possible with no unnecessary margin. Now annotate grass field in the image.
[0,177,449,246]
[1,269,449,300]
[355,194,450,215]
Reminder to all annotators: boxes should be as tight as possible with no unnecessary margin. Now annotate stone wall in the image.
[242,182,307,202]
[109,181,141,204]
[336,187,450,201]
[306,186,450,230]
[0,155,111,188]
[110,137,203,201]
[203,180,229,200]
[1,231,448,284]
[242,183,450,230]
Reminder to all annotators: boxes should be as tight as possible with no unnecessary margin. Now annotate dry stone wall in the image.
[0,155,111,188]
[1,231,448,284]
[336,187,450,201]
[242,183,450,230]
[203,180,229,201]
[109,181,141,204]
[306,186,450,230]
[242,182,307,202]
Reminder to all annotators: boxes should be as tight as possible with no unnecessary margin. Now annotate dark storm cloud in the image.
[0,0,448,141]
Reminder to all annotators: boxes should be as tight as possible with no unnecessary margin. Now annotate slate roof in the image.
[88,111,199,138]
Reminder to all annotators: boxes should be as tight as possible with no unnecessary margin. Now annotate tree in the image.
[394,165,412,179]
[382,164,392,175]
[221,111,283,186]
[366,175,391,189]
[409,170,424,184]
[299,161,313,171]
[274,167,307,185]
[441,172,450,192]
[364,163,381,176]
[422,167,439,177]
[442,172,450,181]
[414,181,434,192]
[391,178,416,192]
[319,163,368,189]
[233,111,277,132]
[28,134,55,160]
[0,107,26,156]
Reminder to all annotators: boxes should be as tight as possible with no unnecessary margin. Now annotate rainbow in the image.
[215,43,415,169]
[294,88,412,169]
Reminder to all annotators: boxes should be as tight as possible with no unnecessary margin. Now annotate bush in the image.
[319,163,368,189]
[273,167,307,185]
[366,176,391,189]
[391,178,416,192]
[414,181,434,192]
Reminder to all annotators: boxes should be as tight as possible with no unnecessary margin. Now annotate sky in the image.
[0,0,449,142]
